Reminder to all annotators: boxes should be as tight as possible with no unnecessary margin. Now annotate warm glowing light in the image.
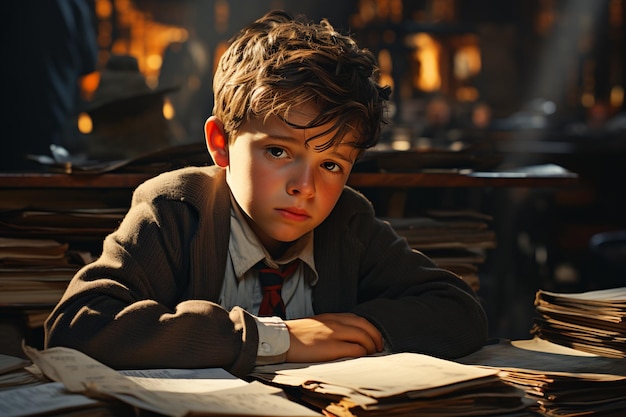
[454,45,481,80]
[410,34,441,92]
[77,113,93,134]
[391,140,411,151]
[610,85,624,108]
[80,72,101,101]
[95,0,112,18]
[456,86,479,102]
[377,49,393,73]
[581,93,595,108]
[215,0,230,33]
[163,98,175,120]
[146,54,162,71]
[377,49,394,90]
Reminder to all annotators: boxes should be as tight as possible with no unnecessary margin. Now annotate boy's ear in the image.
[204,116,229,167]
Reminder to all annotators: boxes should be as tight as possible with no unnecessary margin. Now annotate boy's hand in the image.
[284,313,384,362]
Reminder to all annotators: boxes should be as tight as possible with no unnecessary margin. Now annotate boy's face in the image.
[206,105,359,255]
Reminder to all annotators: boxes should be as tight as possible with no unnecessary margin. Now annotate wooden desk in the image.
[0,170,579,189]
[348,171,578,188]
[0,170,579,218]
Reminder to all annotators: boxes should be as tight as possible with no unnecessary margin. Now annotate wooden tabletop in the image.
[0,170,579,189]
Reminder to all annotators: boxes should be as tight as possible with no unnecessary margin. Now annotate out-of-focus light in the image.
[610,85,624,108]
[391,140,411,151]
[378,49,392,73]
[542,100,556,115]
[454,44,481,80]
[456,87,478,102]
[581,93,595,108]
[78,113,93,134]
[95,0,112,18]
[146,54,162,71]
[163,98,175,120]
[80,72,100,101]
[409,33,441,92]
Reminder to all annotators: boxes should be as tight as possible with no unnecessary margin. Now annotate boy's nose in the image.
[287,163,315,198]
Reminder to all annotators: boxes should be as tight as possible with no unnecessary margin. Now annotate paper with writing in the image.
[0,381,101,417]
[23,345,320,416]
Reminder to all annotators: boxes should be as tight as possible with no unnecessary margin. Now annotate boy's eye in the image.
[267,147,286,158]
[322,161,341,172]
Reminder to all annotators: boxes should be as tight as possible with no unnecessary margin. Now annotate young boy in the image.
[45,11,487,377]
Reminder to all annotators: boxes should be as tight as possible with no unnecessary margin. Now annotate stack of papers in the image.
[0,209,126,328]
[458,338,626,416]
[500,368,626,416]
[0,237,88,328]
[0,208,126,242]
[251,353,529,417]
[531,287,626,358]
[0,353,41,391]
[385,210,496,291]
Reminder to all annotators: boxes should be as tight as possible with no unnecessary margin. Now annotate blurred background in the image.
[2,0,625,341]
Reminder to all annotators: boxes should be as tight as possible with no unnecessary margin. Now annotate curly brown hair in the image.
[212,10,391,153]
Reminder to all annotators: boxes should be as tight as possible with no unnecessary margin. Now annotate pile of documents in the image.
[0,208,127,329]
[459,338,626,417]
[0,237,88,331]
[500,367,626,417]
[0,353,42,392]
[385,210,496,291]
[531,287,626,358]
[251,352,529,417]
[0,237,81,307]
[0,208,126,243]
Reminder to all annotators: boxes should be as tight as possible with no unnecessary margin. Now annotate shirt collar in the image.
[228,193,317,279]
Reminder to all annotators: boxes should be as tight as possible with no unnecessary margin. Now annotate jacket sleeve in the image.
[44,195,258,377]
[342,192,488,359]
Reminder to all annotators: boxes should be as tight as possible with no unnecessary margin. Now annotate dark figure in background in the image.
[2,1,98,171]
[83,54,178,160]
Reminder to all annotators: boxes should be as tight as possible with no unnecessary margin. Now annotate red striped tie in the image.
[256,260,300,319]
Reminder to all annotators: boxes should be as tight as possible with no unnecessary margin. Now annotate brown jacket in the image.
[45,166,487,377]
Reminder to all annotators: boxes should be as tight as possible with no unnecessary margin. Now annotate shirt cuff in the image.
[254,316,290,365]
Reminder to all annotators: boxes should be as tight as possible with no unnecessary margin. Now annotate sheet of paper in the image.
[23,345,320,417]
[457,338,626,376]
[0,381,101,417]
[0,353,30,374]
[511,336,599,356]
[120,367,249,393]
[539,287,626,303]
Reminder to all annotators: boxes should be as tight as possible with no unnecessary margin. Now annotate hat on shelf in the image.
[86,54,178,117]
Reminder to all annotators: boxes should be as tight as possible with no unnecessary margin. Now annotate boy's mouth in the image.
[276,207,311,221]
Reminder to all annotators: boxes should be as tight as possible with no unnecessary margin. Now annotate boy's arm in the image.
[313,191,489,360]
[351,214,489,359]
[44,198,259,377]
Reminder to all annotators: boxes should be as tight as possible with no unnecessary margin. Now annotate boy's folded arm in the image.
[44,274,260,376]
[351,282,488,359]
[45,197,259,377]
[348,212,488,359]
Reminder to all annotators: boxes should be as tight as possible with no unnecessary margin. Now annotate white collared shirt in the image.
[219,197,318,364]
